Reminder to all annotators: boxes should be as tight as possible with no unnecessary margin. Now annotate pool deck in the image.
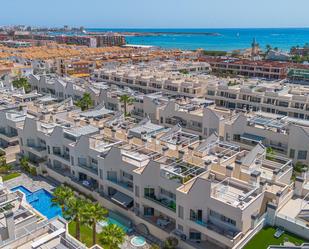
[4,173,152,249]
[121,235,150,249]
[3,173,57,193]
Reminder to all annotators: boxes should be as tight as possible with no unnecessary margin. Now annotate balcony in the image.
[71,177,99,192]
[144,195,176,212]
[141,215,176,233]
[27,145,47,159]
[190,217,240,241]
[47,163,71,177]
[53,152,70,162]
[0,130,18,142]
[107,177,133,192]
[29,145,46,152]
[0,129,17,138]
[78,162,98,175]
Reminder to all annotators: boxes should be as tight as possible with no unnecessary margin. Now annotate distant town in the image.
[0,24,309,249]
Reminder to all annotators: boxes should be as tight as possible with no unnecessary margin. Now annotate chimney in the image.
[226,165,234,177]
[250,170,261,187]
[272,168,280,182]
[204,160,212,171]
[127,134,133,144]
[162,146,169,156]
[142,137,148,147]
[178,150,185,159]
[5,211,15,240]
[294,177,305,197]
[111,128,116,139]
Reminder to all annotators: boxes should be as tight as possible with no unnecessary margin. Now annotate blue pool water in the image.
[131,236,146,247]
[98,217,131,233]
[11,186,62,219]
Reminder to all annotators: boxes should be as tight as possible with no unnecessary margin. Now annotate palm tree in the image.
[99,224,125,249]
[12,77,31,93]
[119,94,133,116]
[20,156,30,172]
[65,197,87,240]
[52,185,74,214]
[84,202,108,245]
[0,155,6,167]
[265,44,272,53]
[266,147,275,161]
[150,244,161,249]
[77,93,93,111]
[163,236,179,249]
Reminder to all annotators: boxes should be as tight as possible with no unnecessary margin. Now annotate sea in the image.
[86,28,309,52]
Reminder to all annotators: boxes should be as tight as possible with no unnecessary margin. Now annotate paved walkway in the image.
[3,173,57,193]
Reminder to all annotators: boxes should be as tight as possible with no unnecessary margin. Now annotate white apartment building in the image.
[205,82,309,120]
[224,112,309,165]
[15,103,297,249]
[0,108,26,163]
[92,62,212,98]
[28,74,87,101]
[132,93,232,139]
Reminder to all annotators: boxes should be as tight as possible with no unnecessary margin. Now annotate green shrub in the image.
[30,167,37,176]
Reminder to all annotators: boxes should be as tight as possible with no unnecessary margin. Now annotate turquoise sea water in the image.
[86,28,309,51]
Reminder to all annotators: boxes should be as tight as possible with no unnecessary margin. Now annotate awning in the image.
[240,133,265,143]
[111,191,133,207]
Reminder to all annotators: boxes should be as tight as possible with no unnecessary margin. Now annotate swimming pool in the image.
[11,185,62,219]
[98,217,132,233]
[131,236,146,247]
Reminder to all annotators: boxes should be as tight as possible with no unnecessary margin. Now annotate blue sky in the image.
[1,0,309,28]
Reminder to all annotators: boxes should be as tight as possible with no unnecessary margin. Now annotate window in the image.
[63,133,77,141]
[52,147,61,155]
[99,169,103,180]
[209,209,236,226]
[160,188,176,200]
[289,149,295,159]
[204,128,207,136]
[135,185,140,198]
[123,171,133,181]
[189,232,201,240]
[144,188,155,198]
[190,209,197,220]
[178,205,184,219]
[209,128,217,135]
[78,157,87,167]
[91,158,98,165]
[27,138,35,147]
[144,207,154,216]
[107,171,117,181]
[178,224,183,231]
[297,150,307,160]
[226,133,230,141]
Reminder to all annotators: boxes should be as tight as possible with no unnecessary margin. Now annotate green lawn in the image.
[2,172,21,181]
[68,221,109,248]
[244,227,306,249]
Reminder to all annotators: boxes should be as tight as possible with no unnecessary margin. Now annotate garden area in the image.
[0,152,21,182]
[54,185,178,249]
[244,227,306,249]
[0,154,39,182]
[52,185,126,249]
